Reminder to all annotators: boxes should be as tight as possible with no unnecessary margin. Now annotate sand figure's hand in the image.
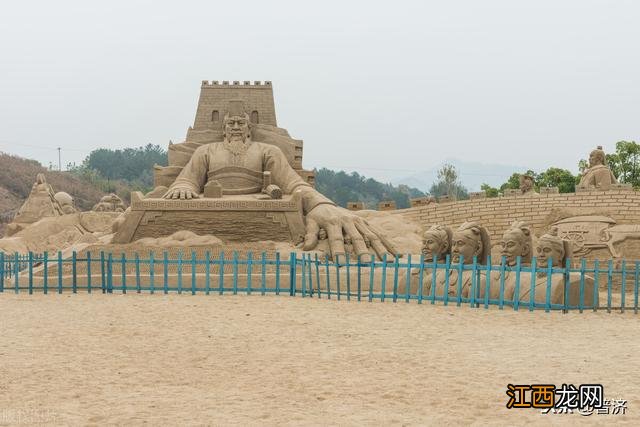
[163,186,200,200]
[303,204,398,260]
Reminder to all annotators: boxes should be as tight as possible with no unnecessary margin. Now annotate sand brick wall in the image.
[391,190,640,241]
[194,81,277,129]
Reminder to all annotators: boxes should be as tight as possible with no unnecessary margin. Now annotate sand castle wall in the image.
[391,189,640,241]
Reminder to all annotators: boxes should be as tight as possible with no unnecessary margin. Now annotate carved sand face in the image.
[589,151,604,168]
[451,230,480,264]
[520,177,533,192]
[535,241,564,267]
[500,230,528,266]
[422,232,447,261]
[224,115,250,141]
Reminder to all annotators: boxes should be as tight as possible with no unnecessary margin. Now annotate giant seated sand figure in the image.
[505,229,596,308]
[577,146,618,191]
[113,99,396,259]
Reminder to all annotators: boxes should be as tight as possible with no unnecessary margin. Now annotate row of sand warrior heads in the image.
[421,221,573,268]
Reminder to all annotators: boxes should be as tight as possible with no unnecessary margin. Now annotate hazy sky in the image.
[0,0,638,185]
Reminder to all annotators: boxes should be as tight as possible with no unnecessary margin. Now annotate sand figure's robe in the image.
[168,141,333,214]
[578,164,617,190]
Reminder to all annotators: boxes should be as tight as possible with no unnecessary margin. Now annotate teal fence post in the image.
[563,257,571,313]
[44,251,49,294]
[85,252,90,294]
[498,256,506,310]
[71,251,77,293]
[317,254,323,299]
[163,251,169,294]
[300,253,306,297]
[177,251,183,294]
[430,256,438,305]
[392,254,399,303]
[219,251,225,295]
[0,252,4,293]
[260,252,266,296]
[607,259,613,313]
[417,254,425,304]
[135,252,141,293]
[620,259,627,313]
[149,252,155,295]
[380,253,388,302]
[513,256,523,311]
[191,251,197,295]
[529,257,537,312]
[356,254,362,302]
[469,256,477,308]
[247,251,253,295]
[404,254,411,303]
[107,253,113,293]
[289,252,296,297]
[544,257,553,313]
[205,251,211,295]
[324,254,331,299]
[100,251,106,293]
[57,251,63,294]
[345,253,351,301]
[335,255,340,300]
[13,252,19,294]
[392,254,400,302]
[484,255,492,309]
[28,251,33,295]
[275,252,280,295]
[368,254,375,302]
[593,259,600,312]
[232,251,239,295]
[308,254,314,298]
[452,255,460,307]
[121,253,127,294]
[579,259,586,313]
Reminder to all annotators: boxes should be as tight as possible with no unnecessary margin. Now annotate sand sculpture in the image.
[5,174,64,236]
[577,146,618,190]
[499,221,533,266]
[413,222,491,298]
[519,174,539,196]
[112,85,397,260]
[92,194,126,212]
[421,225,452,262]
[505,228,596,307]
[54,192,77,214]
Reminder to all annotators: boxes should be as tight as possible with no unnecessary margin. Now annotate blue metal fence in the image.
[0,250,638,314]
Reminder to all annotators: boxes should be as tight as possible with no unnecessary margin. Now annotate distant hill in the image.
[0,152,113,236]
[314,168,426,209]
[394,158,527,192]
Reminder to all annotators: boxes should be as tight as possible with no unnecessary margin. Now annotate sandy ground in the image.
[0,293,639,426]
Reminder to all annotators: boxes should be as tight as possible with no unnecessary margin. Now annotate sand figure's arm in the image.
[163,146,209,199]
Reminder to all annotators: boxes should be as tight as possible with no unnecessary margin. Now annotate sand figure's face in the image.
[535,241,564,268]
[520,176,533,192]
[224,115,250,142]
[589,150,604,168]
[500,230,528,266]
[451,230,480,264]
[422,232,448,261]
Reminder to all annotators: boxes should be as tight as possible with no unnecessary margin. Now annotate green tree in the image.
[536,167,577,193]
[605,140,640,186]
[480,183,499,197]
[499,170,535,192]
[429,164,468,200]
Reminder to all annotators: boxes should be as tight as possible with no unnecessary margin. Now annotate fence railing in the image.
[1,251,638,314]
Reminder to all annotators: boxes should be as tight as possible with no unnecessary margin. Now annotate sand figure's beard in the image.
[224,136,251,157]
